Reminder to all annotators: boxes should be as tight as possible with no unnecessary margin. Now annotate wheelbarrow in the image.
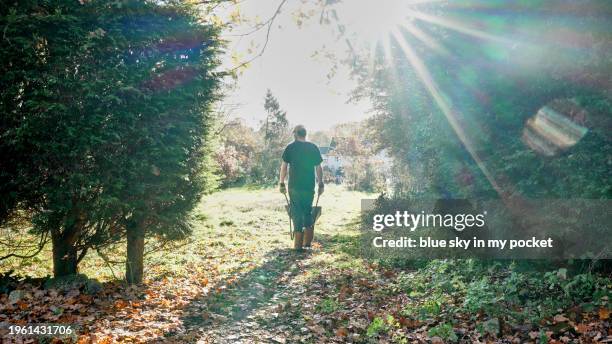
[284,193,321,239]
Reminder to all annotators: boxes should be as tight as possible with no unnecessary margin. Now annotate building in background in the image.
[319,138,392,189]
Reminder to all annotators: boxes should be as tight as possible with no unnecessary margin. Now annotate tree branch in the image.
[225,0,288,73]
[0,232,49,261]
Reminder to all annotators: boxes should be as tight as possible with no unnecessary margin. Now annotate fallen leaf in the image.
[398,317,420,328]
[599,308,609,320]
[594,332,602,341]
[431,336,444,344]
[335,327,348,337]
[114,299,129,310]
[575,323,588,334]
[383,270,395,278]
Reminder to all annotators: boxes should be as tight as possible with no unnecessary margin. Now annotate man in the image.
[279,125,324,250]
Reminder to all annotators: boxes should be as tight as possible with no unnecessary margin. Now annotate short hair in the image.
[293,125,307,138]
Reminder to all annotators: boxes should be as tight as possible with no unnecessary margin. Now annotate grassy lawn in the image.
[1,185,378,342]
[1,185,609,343]
[1,184,369,282]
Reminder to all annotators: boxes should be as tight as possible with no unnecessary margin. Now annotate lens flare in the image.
[523,99,589,156]
[335,1,605,196]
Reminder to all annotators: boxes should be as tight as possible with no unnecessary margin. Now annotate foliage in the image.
[366,316,388,337]
[253,89,291,184]
[397,260,611,326]
[214,120,260,187]
[0,0,223,276]
[329,122,389,193]
[317,297,340,314]
[350,2,611,200]
[214,89,292,187]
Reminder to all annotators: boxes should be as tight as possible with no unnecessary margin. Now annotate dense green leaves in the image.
[353,1,611,199]
[1,0,223,276]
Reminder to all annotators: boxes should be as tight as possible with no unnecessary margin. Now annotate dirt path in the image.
[172,185,371,343]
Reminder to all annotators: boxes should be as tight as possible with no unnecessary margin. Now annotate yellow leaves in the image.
[228,7,243,25]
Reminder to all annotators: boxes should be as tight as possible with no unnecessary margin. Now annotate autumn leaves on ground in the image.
[2,186,610,343]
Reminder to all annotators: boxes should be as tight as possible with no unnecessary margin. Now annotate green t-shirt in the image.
[282,140,323,191]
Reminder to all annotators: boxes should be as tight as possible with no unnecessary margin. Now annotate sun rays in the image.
[388,26,504,196]
[368,3,513,196]
[333,1,606,197]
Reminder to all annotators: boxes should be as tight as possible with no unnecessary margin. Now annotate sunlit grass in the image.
[1,185,373,283]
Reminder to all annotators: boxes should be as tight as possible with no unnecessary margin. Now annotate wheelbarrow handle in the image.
[283,193,293,239]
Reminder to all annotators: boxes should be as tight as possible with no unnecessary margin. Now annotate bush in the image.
[391,259,611,328]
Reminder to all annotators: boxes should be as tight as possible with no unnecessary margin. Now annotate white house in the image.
[319,146,343,172]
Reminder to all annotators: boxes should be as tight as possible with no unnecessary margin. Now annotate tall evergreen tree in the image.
[0,0,223,279]
[255,89,290,183]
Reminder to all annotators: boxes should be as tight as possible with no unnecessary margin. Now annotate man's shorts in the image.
[289,189,315,232]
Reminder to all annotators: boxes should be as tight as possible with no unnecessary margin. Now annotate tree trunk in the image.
[126,220,145,284]
[52,226,78,277]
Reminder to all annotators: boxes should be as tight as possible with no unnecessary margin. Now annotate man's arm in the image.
[279,161,288,194]
[316,164,324,195]
[280,161,288,184]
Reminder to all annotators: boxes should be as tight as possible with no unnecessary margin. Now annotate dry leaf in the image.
[575,323,589,334]
[431,336,444,344]
[599,308,609,320]
[335,327,348,337]
[114,299,129,310]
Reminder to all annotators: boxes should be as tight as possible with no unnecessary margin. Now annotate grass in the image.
[4,185,606,343]
[0,184,372,283]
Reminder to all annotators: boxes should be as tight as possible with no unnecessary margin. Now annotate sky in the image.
[217,0,376,132]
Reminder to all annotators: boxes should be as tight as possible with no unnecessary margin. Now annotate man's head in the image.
[293,125,307,140]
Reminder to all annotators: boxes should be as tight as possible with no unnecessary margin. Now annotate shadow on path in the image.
[179,247,311,331]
